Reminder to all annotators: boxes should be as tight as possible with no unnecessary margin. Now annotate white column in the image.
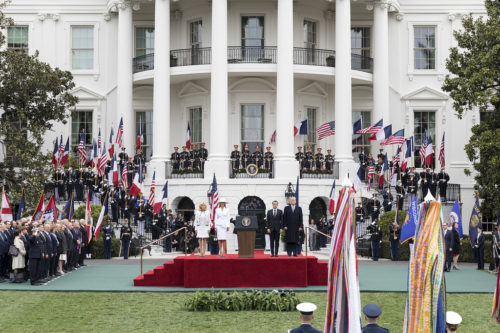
[116,2,134,155]
[275,0,298,179]
[205,0,229,178]
[334,0,355,176]
[150,0,170,180]
[372,1,390,128]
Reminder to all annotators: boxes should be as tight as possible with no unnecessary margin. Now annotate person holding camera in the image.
[369,220,382,261]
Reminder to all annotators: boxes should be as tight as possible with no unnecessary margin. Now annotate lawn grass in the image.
[0,291,496,332]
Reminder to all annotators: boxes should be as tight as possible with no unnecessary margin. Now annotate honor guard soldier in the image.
[368,193,381,221]
[355,202,365,237]
[429,169,438,198]
[288,303,322,333]
[253,145,263,169]
[420,168,432,197]
[134,148,145,174]
[241,144,251,169]
[171,146,180,170]
[304,146,314,170]
[406,171,419,203]
[445,311,462,332]
[395,180,405,210]
[264,146,273,170]
[190,143,199,170]
[377,148,385,163]
[314,148,324,171]
[231,145,241,170]
[127,157,135,186]
[118,146,128,169]
[295,146,305,170]
[362,304,389,332]
[438,167,450,202]
[359,147,367,180]
[180,146,190,170]
[325,149,334,173]
[102,219,114,259]
[382,187,393,212]
[120,220,132,259]
[198,142,208,170]
[111,186,120,224]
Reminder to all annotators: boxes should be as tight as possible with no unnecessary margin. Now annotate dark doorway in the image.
[238,196,266,249]
[309,197,327,224]
[176,197,195,222]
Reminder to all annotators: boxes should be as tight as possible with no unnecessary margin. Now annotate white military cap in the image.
[446,311,462,325]
[296,302,317,315]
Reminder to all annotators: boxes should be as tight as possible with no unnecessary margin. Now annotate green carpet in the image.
[0,263,496,293]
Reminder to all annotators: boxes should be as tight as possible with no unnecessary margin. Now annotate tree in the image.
[442,0,500,219]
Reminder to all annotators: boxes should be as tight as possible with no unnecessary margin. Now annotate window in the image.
[71,26,94,70]
[414,111,436,167]
[7,26,28,54]
[305,108,317,150]
[71,111,93,154]
[303,20,317,64]
[241,104,264,152]
[190,20,203,65]
[352,111,371,162]
[414,26,436,70]
[241,16,264,60]
[135,27,154,57]
[136,111,153,162]
[351,27,371,57]
[189,107,203,146]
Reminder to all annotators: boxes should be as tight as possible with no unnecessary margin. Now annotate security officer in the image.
[288,303,322,333]
[304,146,314,170]
[171,146,180,170]
[438,167,450,202]
[198,142,208,170]
[102,218,114,259]
[120,220,132,259]
[231,145,241,170]
[362,304,389,332]
[180,146,190,170]
[314,148,324,170]
[295,146,305,170]
[241,144,251,169]
[264,146,273,171]
[445,311,462,332]
[325,149,334,173]
[253,145,263,169]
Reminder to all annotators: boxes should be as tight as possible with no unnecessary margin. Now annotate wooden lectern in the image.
[234,216,258,258]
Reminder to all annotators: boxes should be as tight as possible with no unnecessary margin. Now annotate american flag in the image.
[439,132,445,168]
[115,117,124,147]
[78,132,87,167]
[209,173,218,228]
[357,118,383,134]
[122,164,128,189]
[367,164,375,190]
[391,146,401,178]
[419,131,429,167]
[316,121,335,140]
[58,135,65,166]
[148,171,155,207]
[97,143,108,177]
[380,129,405,146]
[98,127,102,152]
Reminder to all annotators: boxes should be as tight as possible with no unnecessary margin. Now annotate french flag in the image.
[378,153,389,187]
[108,127,114,158]
[328,180,336,215]
[294,120,308,136]
[129,173,142,197]
[108,154,119,186]
[186,122,191,150]
[369,125,392,141]
[154,182,168,214]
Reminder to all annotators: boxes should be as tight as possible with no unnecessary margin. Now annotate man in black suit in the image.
[474,226,485,270]
[28,225,46,285]
[283,197,303,257]
[266,200,283,257]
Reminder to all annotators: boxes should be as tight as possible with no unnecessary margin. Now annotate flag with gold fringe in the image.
[403,200,446,333]
[324,185,361,333]
[492,269,500,323]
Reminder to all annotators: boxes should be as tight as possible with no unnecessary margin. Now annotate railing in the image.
[168,171,204,179]
[133,53,154,73]
[170,47,211,67]
[294,47,336,67]
[140,226,187,275]
[229,160,275,179]
[305,226,332,257]
[227,46,277,64]
[351,53,373,73]
[300,161,339,179]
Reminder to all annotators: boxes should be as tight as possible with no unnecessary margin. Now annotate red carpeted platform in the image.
[134,251,328,288]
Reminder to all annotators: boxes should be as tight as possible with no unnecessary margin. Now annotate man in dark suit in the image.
[474,225,485,270]
[266,200,283,257]
[28,225,46,285]
[283,197,303,257]
[0,223,9,282]
[362,304,389,332]
[444,223,454,272]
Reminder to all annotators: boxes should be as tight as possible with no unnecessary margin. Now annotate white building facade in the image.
[3,0,486,248]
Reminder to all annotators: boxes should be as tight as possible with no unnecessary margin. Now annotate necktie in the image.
[273,209,276,217]
[292,206,295,213]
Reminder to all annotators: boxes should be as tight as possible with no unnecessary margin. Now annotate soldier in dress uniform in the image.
[171,146,180,170]
[325,149,334,173]
[134,148,145,174]
[355,201,365,237]
[190,143,199,170]
[362,304,389,332]
[102,219,114,259]
[75,168,85,202]
[359,147,367,180]
[127,157,135,186]
[395,180,405,210]
[241,144,251,169]
[288,303,322,333]
[295,146,305,170]
[438,167,450,202]
[382,187,393,212]
[264,146,273,171]
[231,145,241,170]
[120,220,132,259]
[198,142,208,170]
[304,146,314,171]
[406,171,418,203]
[111,186,120,224]
[368,193,381,221]
[420,168,432,197]
[118,146,128,170]
[314,148,324,171]
[180,146,190,170]
[253,145,263,169]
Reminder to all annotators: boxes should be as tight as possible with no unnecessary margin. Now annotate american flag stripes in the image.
[439,132,445,169]
[122,164,128,190]
[148,171,155,207]
[116,117,124,147]
[209,173,218,228]
[380,129,405,146]
[316,121,335,140]
[367,164,375,190]
[97,143,108,177]
[78,132,87,167]
[356,118,383,134]
[98,127,102,152]
[58,135,65,166]
[419,131,429,166]
[391,146,401,179]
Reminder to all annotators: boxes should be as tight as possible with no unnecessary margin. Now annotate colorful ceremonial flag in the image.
[353,166,362,193]
[59,137,70,167]
[186,122,191,150]
[209,174,219,228]
[0,187,13,222]
[294,120,308,136]
[129,173,142,197]
[400,197,418,244]
[52,137,59,169]
[381,128,405,146]
[78,132,87,167]
[378,153,388,187]
[94,193,109,240]
[328,180,336,215]
[353,119,362,134]
[448,198,463,239]
[148,171,156,207]
[17,189,25,220]
[41,195,57,223]
[154,182,168,214]
[116,117,124,147]
[61,193,75,220]
[32,191,45,220]
[493,269,500,323]
[468,197,482,247]
[439,132,445,169]
[317,121,335,140]
[368,124,392,141]
[357,118,383,134]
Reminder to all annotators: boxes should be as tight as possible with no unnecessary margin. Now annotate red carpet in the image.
[134,251,328,288]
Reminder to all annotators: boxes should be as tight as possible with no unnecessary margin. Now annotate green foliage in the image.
[74,204,103,222]
[379,210,407,240]
[90,237,139,259]
[185,289,301,312]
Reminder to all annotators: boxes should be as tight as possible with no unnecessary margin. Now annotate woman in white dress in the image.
[12,229,27,283]
[215,199,230,257]
[194,202,210,257]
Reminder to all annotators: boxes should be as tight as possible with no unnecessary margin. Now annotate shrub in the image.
[89,236,139,259]
[379,210,407,241]
[74,204,102,221]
